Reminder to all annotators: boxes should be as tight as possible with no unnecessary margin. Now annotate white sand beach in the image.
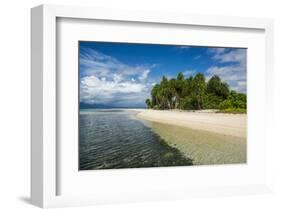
[135,109,246,138]
[134,109,247,165]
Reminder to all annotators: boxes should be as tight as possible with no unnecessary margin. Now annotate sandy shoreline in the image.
[133,109,247,165]
[135,109,246,138]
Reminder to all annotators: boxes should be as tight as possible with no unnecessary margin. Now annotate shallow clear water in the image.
[151,122,246,165]
[79,109,192,170]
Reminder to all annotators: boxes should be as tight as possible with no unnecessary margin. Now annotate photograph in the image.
[79,41,247,170]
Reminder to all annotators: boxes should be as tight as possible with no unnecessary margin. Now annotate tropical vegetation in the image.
[145,72,246,113]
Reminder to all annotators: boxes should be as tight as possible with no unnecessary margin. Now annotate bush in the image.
[179,97,196,110]
[232,100,246,109]
[228,91,247,109]
[204,94,223,109]
[219,108,246,114]
[219,100,233,110]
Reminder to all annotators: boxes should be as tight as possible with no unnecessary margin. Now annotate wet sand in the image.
[135,110,247,165]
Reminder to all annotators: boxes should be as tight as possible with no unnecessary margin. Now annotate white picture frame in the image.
[31,4,274,208]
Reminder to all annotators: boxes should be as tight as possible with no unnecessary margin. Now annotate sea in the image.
[79,109,192,170]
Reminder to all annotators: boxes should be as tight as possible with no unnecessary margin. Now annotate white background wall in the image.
[0,0,281,212]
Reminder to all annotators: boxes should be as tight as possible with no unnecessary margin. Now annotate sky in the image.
[79,41,247,108]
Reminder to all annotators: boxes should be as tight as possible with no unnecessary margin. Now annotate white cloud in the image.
[80,76,146,105]
[206,48,247,93]
[138,70,150,81]
[113,74,122,83]
[208,47,226,55]
[212,49,246,66]
[80,48,148,80]
[80,48,152,106]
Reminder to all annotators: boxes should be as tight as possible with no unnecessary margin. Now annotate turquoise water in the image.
[79,109,192,170]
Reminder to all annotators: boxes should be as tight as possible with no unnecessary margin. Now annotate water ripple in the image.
[79,109,192,170]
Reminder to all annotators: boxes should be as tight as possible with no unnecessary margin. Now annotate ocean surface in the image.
[79,109,192,170]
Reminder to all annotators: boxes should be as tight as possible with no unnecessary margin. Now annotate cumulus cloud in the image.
[80,48,152,106]
[206,48,247,93]
[80,48,149,79]
[138,70,150,81]
[208,47,226,55]
[80,76,146,104]
[211,49,246,66]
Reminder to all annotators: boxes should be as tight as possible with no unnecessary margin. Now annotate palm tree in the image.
[145,99,151,108]
[147,72,246,111]
[192,73,206,110]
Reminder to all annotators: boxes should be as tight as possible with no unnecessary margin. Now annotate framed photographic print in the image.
[31,4,274,208]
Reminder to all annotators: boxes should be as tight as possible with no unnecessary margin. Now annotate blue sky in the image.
[80,41,246,108]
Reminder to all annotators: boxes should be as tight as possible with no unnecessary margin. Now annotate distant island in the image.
[145,72,246,114]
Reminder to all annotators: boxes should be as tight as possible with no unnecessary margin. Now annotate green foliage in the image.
[147,72,247,113]
[145,99,152,109]
[177,72,185,81]
[207,75,229,99]
[219,108,247,114]
[204,94,223,109]
[174,72,185,98]
[181,76,193,97]
[219,99,233,110]
[229,91,247,109]
[192,73,206,110]
[179,97,196,110]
